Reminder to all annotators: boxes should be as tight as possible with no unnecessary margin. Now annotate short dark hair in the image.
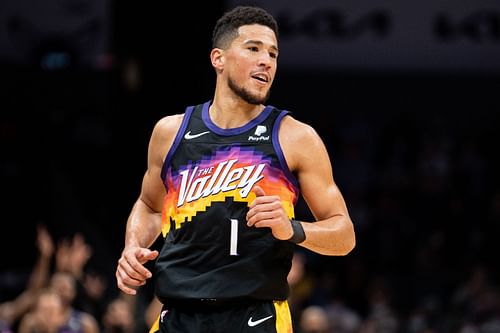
[212,6,278,49]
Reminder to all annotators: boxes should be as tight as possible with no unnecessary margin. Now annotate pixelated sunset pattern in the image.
[161,146,298,235]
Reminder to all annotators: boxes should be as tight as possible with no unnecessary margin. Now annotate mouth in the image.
[251,72,270,83]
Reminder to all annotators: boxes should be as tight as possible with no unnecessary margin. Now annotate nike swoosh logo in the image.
[184,131,210,140]
[247,315,273,327]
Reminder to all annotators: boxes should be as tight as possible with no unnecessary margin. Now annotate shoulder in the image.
[146,113,186,164]
[149,113,185,146]
[152,114,185,137]
[280,113,322,144]
[278,114,328,171]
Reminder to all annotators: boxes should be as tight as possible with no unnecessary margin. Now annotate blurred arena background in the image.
[1,1,500,332]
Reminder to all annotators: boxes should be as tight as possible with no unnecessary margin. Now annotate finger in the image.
[251,191,283,208]
[120,271,146,289]
[116,264,146,287]
[117,260,149,293]
[249,185,267,208]
[248,209,280,227]
[138,249,159,263]
[118,256,147,283]
[123,250,153,279]
[253,217,277,228]
[116,269,140,295]
[253,185,266,197]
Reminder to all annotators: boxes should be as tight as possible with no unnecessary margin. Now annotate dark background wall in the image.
[1,0,500,327]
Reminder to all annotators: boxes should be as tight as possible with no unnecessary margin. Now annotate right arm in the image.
[116,114,183,295]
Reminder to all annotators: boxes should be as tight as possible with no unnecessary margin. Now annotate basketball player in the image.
[115,5,356,332]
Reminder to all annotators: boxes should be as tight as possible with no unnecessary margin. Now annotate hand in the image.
[55,233,92,279]
[116,245,159,295]
[67,233,92,277]
[36,224,54,259]
[246,185,294,241]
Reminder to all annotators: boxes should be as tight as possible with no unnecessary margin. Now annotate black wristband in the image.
[288,219,306,244]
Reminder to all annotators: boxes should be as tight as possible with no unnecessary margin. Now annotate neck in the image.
[209,96,264,129]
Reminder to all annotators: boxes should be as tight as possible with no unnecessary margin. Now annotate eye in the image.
[269,51,278,59]
[248,46,259,52]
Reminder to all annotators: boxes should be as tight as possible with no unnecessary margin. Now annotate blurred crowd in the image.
[0,225,154,333]
[1,211,499,333]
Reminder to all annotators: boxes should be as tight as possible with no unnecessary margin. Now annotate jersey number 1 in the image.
[229,219,239,256]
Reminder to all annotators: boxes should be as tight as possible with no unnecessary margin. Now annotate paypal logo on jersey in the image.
[255,125,267,136]
[248,125,270,141]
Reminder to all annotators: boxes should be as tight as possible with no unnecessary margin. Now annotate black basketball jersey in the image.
[154,100,300,302]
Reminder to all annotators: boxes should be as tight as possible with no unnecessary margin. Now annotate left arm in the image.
[246,116,355,255]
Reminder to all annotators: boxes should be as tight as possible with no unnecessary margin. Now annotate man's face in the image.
[35,293,65,330]
[222,24,278,105]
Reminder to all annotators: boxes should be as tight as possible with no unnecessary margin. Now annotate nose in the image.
[258,53,273,69]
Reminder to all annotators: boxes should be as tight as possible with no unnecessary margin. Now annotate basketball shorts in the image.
[149,299,292,333]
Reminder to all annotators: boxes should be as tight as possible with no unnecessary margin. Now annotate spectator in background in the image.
[287,251,315,329]
[101,297,134,333]
[0,224,54,332]
[54,232,92,284]
[49,271,99,333]
[299,305,332,333]
[358,276,399,333]
[144,296,162,331]
[53,231,110,324]
[17,288,67,333]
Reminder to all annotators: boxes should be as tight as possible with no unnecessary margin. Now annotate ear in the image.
[210,48,224,72]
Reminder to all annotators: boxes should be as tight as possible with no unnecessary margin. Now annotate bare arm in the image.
[145,296,163,328]
[27,225,54,291]
[17,312,36,333]
[0,225,55,327]
[286,117,355,255]
[116,114,183,295]
[246,116,355,256]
